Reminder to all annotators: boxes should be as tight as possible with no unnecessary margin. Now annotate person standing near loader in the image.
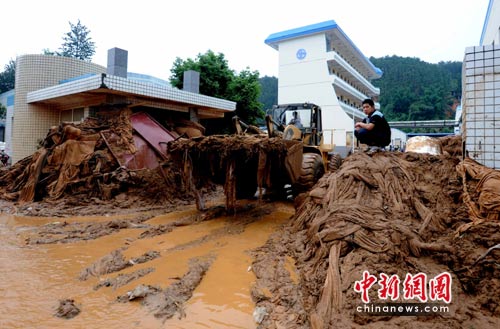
[354,99,391,153]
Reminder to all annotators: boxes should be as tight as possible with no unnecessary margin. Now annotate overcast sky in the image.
[1,0,490,80]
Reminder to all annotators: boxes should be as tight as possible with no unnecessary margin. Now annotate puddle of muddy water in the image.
[0,201,293,329]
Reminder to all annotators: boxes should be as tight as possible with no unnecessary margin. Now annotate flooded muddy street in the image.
[0,200,294,329]
[1,134,500,328]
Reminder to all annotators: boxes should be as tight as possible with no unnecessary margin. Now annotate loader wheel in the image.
[293,153,325,195]
[328,153,342,173]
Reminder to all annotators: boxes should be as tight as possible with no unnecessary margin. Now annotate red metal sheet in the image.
[130,112,176,158]
[122,134,160,169]
[100,130,159,169]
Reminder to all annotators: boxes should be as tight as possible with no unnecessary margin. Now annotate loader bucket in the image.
[166,135,302,212]
[283,140,303,185]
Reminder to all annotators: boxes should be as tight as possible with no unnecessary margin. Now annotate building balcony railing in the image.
[338,101,365,120]
[332,76,367,103]
[327,51,380,96]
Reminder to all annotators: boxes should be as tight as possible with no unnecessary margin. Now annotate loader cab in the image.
[267,103,323,145]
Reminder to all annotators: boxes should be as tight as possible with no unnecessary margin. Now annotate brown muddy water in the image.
[0,201,293,329]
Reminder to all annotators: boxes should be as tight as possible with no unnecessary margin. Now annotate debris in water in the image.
[54,299,80,319]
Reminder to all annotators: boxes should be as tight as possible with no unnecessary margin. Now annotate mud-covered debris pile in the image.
[168,135,293,210]
[0,107,192,212]
[116,255,215,320]
[439,134,463,157]
[251,150,500,329]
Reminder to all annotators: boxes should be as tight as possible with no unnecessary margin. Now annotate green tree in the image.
[170,50,264,134]
[229,69,262,125]
[0,59,16,94]
[58,20,96,61]
[42,48,56,56]
[258,75,278,114]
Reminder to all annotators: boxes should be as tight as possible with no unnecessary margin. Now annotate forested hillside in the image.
[370,56,462,121]
[258,56,462,122]
[258,76,278,112]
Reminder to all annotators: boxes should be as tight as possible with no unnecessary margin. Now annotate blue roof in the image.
[265,20,382,78]
[480,0,494,45]
[127,72,170,87]
[265,20,339,46]
[59,73,98,84]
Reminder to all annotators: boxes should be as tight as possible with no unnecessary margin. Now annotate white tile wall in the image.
[463,46,500,168]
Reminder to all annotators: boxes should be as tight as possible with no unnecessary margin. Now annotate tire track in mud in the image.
[59,201,281,322]
[76,203,271,280]
[117,255,216,321]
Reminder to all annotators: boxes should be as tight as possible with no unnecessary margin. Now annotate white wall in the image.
[390,128,407,149]
[481,0,500,46]
[277,34,354,147]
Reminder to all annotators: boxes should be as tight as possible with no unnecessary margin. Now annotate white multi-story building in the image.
[265,20,383,155]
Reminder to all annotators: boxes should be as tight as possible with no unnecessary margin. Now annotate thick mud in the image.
[251,151,500,329]
[1,134,499,328]
[0,197,293,328]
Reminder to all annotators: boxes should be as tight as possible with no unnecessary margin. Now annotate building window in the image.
[61,108,85,123]
[73,108,84,121]
[60,110,72,122]
[88,106,98,118]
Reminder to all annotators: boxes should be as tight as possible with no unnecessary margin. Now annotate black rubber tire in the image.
[328,153,342,172]
[293,153,325,194]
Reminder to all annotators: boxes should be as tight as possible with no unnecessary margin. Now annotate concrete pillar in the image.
[183,70,200,122]
[107,48,128,78]
[183,70,200,93]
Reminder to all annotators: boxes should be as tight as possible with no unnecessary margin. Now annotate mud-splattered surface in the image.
[0,194,293,328]
[1,143,500,328]
[251,151,500,329]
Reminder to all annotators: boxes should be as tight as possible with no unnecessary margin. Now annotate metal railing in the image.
[388,120,457,129]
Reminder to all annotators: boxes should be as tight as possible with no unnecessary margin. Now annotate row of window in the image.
[330,66,369,98]
[337,96,360,110]
[60,108,85,122]
[60,106,99,123]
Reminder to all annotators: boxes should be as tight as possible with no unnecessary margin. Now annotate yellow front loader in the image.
[167,103,342,211]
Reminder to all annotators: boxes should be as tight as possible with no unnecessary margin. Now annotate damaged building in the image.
[0,48,236,205]
[5,47,235,164]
